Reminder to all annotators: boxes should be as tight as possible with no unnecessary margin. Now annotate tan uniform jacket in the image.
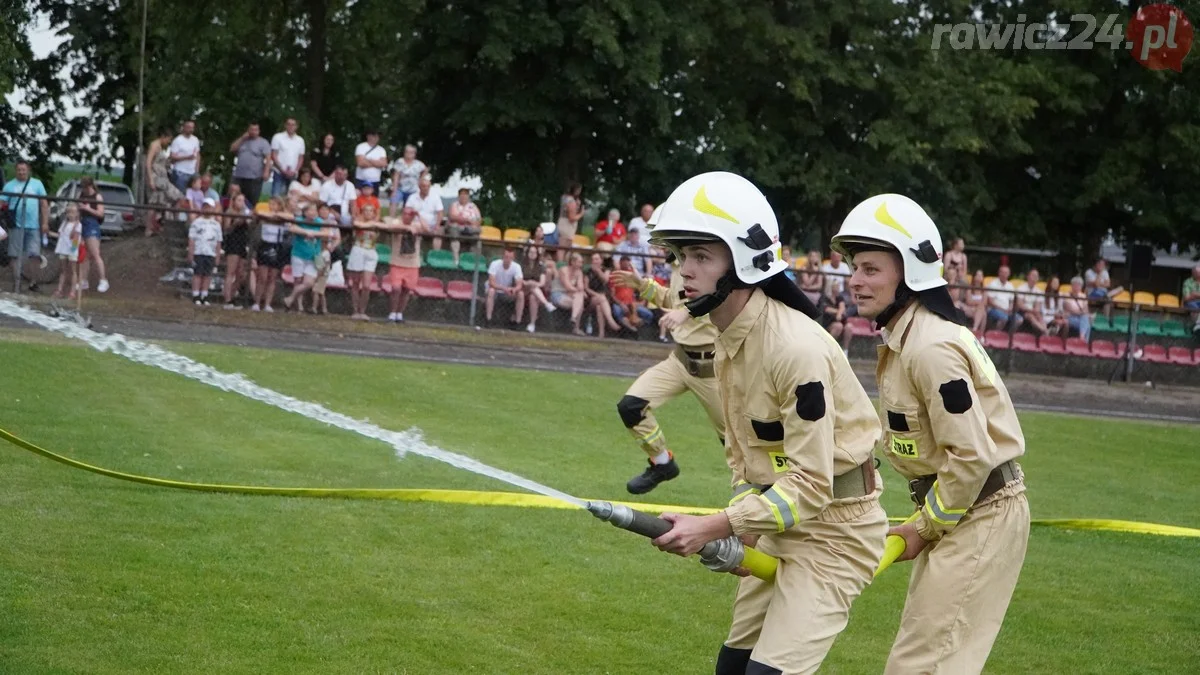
[718,290,881,537]
[639,271,719,346]
[877,302,1025,542]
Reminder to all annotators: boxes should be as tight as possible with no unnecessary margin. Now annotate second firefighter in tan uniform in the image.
[615,266,725,494]
[833,194,1029,675]
[644,171,887,675]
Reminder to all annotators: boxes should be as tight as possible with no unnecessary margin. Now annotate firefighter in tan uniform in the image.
[645,172,888,675]
[831,194,1030,675]
[612,260,726,494]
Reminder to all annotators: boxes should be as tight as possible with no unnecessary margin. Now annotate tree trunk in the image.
[555,137,584,192]
[305,0,328,131]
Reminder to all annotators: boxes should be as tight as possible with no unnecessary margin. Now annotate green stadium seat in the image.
[1111,315,1130,333]
[376,243,391,266]
[459,251,487,272]
[1161,320,1189,338]
[1092,315,1113,332]
[426,249,458,270]
[1136,318,1163,337]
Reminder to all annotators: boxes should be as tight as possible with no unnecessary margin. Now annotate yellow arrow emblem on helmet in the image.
[693,186,739,225]
[874,202,911,238]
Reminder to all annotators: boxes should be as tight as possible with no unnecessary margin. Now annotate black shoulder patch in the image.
[750,419,785,442]
[794,382,826,421]
[886,410,909,432]
[939,379,973,414]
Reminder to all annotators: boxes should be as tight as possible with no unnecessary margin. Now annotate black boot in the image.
[626,456,680,494]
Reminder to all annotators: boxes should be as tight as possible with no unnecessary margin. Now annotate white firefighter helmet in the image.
[648,171,787,285]
[646,203,664,228]
[830,194,947,291]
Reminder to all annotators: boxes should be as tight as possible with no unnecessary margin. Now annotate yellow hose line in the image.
[2,427,1198,538]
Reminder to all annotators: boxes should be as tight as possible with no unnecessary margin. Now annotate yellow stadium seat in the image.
[822,259,831,267]
[254,202,271,214]
[794,259,805,270]
[1111,290,1132,306]
[479,225,502,241]
[984,276,998,287]
[503,228,531,242]
[1059,285,1072,296]
[1157,293,1181,308]
[572,234,592,248]
[1035,281,1047,292]
[1133,291,1156,307]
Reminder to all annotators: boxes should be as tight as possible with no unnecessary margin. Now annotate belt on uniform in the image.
[740,459,877,501]
[908,460,1019,508]
[673,344,715,379]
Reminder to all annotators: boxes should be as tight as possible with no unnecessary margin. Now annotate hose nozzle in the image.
[586,501,778,582]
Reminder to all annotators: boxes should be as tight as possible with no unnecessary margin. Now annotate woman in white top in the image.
[1043,275,1067,336]
[287,167,322,214]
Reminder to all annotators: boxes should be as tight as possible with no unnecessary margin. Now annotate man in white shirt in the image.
[485,247,525,325]
[1014,268,1048,335]
[354,131,388,186]
[613,227,653,277]
[405,174,444,236]
[626,203,654,238]
[168,120,202,192]
[318,166,357,225]
[820,250,850,298]
[270,118,306,198]
[986,265,1023,331]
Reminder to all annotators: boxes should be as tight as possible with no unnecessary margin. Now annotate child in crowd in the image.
[185,175,206,219]
[188,198,224,305]
[310,204,342,315]
[282,204,335,312]
[52,204,85,299]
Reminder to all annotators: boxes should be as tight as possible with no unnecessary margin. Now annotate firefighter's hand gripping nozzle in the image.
[586,501,778,582]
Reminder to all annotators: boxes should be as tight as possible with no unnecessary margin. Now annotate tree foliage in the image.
[9,0,1200,258]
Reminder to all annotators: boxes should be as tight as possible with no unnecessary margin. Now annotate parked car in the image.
[50,179,139,235]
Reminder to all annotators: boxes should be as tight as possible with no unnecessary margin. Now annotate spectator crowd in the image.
[4,118,1199,353]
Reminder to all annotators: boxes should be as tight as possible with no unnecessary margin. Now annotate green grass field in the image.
[1,333,1198,674]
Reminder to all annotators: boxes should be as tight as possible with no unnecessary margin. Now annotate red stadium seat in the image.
[1090,340,1118,359]
[369,276,384,292]
[281,265,294,284]
[1038,335,1066,354]
[1195,347,1200,364]
[845,316,876,337]
[1168,346,1196,366]
[1141,344,1169,364]
[1064,337,1091,356]
[414,277,448,299]
[983,330,1010,349]
[446,280,476,301]
[1011,333,1039,352]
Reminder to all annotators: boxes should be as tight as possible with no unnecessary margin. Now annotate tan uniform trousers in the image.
[885,482,1030,675]
[726,492,888,674]
[624,353,725,457]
